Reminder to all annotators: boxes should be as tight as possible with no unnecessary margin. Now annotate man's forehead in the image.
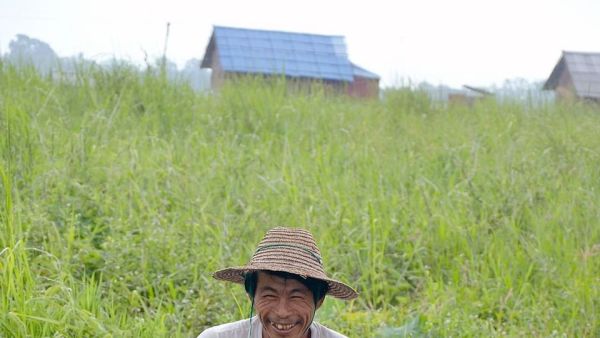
[256,271,310,290]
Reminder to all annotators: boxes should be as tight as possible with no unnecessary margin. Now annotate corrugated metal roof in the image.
[202,26,357,82]
[544,51,600,99]
[351,63,380,79]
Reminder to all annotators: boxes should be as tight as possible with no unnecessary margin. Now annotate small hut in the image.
[543,51,600,101]
[448,85,493,106]
[200,26,379,98]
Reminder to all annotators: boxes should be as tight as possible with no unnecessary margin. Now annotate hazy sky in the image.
[1,0,599,88]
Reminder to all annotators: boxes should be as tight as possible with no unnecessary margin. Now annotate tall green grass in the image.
[1,59,599,337]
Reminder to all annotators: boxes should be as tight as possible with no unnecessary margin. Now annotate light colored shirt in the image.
[197,316,348,338]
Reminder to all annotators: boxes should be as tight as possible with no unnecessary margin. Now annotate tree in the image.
[6,34,59,73]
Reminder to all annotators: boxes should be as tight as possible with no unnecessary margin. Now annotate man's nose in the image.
[273,298,292,316]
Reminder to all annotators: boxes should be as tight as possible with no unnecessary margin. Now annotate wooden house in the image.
[543,51,600,101]
[200,26,380,98]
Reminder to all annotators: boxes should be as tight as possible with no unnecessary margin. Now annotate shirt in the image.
[197,316,348,338]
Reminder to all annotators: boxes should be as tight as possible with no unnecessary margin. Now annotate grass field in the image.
[1,61,599,337]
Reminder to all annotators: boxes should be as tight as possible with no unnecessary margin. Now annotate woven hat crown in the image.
[249,227,327,278]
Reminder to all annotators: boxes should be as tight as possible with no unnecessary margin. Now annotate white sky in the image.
[1,0,599,88]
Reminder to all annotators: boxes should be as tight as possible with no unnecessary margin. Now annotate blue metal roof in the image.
[206,26,355,82]
[351,63,380,80]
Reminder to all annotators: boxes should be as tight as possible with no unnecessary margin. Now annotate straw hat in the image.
[213,227,358,300]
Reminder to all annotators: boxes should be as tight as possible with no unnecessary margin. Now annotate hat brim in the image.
[214,265,358,301]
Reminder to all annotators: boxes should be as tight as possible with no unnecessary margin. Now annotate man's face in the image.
[254,271,323,338]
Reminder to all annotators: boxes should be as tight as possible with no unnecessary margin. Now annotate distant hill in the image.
[1,34,211,91]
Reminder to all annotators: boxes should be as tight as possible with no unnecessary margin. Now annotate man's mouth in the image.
[270,321,296,332]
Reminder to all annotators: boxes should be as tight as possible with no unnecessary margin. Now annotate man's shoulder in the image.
[197,318,347,338]
[312,321,349,338]
[197,318,252,338]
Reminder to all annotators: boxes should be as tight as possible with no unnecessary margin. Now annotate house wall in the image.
[209,47,225,89]
[448,93,486,107]
[347,76,379,98]
[287,77,346,95]
[448,93,473,106]
[210,69,352,96]
[555,67,577,101]
[209,60,378,100]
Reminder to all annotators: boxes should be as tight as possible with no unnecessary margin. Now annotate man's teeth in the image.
[272,322,294,330]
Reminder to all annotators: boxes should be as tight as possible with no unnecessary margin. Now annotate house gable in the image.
[544,51,600,100]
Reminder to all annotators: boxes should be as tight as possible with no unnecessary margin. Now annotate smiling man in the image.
[198,227,358,338]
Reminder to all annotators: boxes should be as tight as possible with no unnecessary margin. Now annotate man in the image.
[198,227,358,338]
